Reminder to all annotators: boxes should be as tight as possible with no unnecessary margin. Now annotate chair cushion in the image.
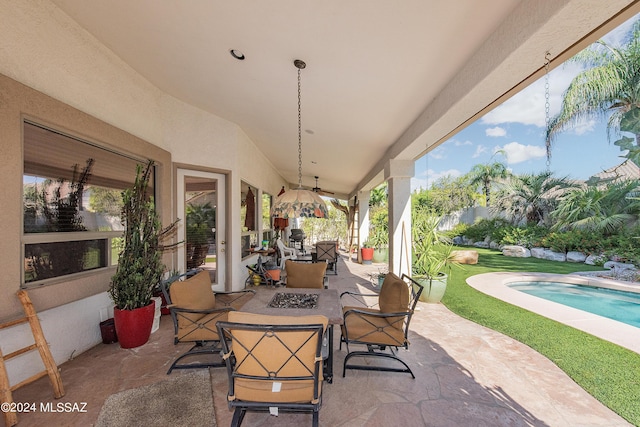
[341,306,406,346]
[226,312,327,403]
[169,270,216,310]
[378,273,409,313]
[285,260,327,288]
[378,273,409,330]
[169,270,216,329]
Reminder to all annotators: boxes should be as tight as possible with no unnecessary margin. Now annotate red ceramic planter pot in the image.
[113,302,155,349]
[361,247,374,264]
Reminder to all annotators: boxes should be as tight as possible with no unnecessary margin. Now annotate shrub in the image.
[500,225,548,247]
[463,218,510,243]
[540,229,606,254]
[445,223,469,240]
[602,226,640,265]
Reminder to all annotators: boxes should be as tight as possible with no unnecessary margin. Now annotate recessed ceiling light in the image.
[230,49,245,60]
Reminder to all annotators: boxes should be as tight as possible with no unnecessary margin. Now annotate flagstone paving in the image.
[8,254,631,426]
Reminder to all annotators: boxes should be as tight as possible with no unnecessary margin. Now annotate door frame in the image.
[176,167,227,292]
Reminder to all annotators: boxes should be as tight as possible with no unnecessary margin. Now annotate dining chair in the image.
[161,269,255,374]
[314,240,339,275]
[339,272,423,378]
[217,311,328,427]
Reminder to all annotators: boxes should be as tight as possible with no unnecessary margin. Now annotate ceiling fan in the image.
[311,176,334,196]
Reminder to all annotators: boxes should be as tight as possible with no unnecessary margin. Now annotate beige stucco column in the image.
[385,159,414,276]
[357,190,370,262]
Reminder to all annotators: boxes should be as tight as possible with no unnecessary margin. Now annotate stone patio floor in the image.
[6,253,632,426]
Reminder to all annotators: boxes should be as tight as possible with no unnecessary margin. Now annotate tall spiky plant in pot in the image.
[109,160,179,348]
[412,207,457,303]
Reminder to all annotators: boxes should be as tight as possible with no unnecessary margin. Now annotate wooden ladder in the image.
[348,203,361,263]
[0,290,65,427]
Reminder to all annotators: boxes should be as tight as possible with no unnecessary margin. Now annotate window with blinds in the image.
[22,121,151,285]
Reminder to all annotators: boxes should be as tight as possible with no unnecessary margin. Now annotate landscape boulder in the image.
[542,249,566,262]
[502,245,530,258]
[585,254,607,265]
[566,251,587,263]
[451,250,478,265]
[604,261,637,271]
[530,247,545,259]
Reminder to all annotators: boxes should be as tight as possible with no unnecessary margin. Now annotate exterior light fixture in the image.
[230,49,245,60]
[271,60,328,219]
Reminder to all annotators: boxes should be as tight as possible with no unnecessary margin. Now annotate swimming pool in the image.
[508,281,640,328]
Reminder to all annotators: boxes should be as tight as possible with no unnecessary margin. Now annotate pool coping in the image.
[467,272,640,355]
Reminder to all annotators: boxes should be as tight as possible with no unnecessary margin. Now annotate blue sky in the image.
[411,14,639,192]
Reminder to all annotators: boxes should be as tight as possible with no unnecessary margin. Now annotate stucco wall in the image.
[0,0,287,384]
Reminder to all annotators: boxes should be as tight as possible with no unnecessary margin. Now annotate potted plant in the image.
[373,267,388,287]
[369,227,389,263]
[361,239,374,264]
[369,207,389,263]
[109,160,179,348]
[412,208,457,303]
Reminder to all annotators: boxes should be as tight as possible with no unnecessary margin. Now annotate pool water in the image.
[508,281,640,328]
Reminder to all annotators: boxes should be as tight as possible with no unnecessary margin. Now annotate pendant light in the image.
[271,59,328,219]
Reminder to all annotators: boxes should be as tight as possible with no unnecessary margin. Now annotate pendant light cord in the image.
[298,64,303,188]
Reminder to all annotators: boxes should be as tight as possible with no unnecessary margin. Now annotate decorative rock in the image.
[585,254,607,265]
[502,245,531,258]
[452,236,464,245]
[566,251,587,263]
[604,261,637,271]
[489,241,501,250]
[451,250,478,264]
[542,249,566,262]
[474,241,489,248]
[530,247,545,259]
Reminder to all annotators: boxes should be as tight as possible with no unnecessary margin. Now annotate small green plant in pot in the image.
[109,160,179,348]
[412,208,456,303]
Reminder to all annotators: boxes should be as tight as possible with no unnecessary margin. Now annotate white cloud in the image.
[485,126,506,137]
[496,142,546,164]
[453,139,473,146]
[571,118,597,135]
[481,62,583,128]
[472,145,487,158]
[480,15,639,131]
[428,146,446,160]
[411,168,462,191]
[602,14,638,47]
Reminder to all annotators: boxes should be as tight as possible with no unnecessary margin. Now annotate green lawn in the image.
[443,247,640,426]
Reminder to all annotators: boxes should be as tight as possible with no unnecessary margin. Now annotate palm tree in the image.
[492,171,576,226]
[467,161,509,207]
[545,19,640,160]
[551,180,640,234]
[369,184,387,207]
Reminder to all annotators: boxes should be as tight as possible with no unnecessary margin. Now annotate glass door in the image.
[177,169,226,291]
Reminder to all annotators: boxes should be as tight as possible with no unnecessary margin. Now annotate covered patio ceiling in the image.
[50,0,639,199]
